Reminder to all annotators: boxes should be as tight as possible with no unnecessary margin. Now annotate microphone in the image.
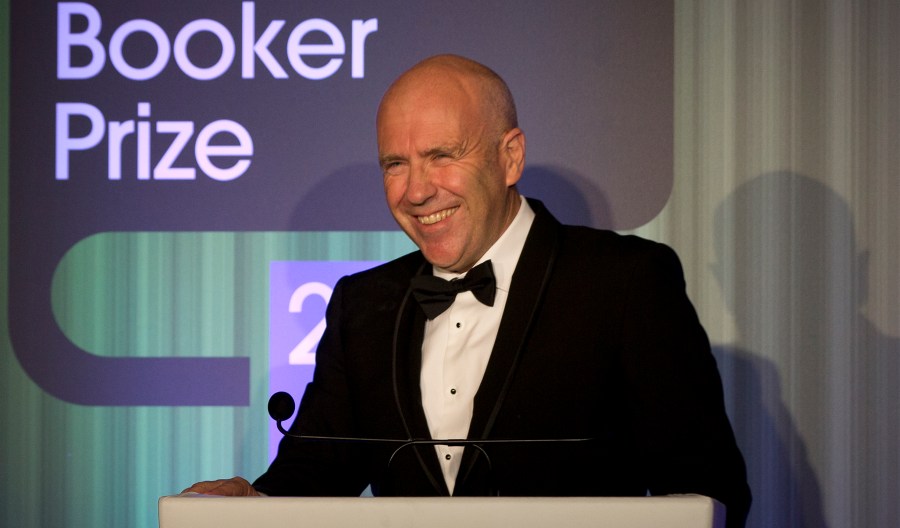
[268,391,296,423]
[267,391,593,494]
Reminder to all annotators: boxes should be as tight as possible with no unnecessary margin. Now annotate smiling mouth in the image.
[417,207,459,225]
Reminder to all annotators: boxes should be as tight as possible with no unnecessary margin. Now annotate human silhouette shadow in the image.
[517,164,611,228]
[712,172,899,527]
[711,345,828,528]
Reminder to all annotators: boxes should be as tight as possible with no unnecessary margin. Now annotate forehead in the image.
[378,76,486,146]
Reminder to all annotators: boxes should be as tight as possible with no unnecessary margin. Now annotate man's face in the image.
[377,75,523,273]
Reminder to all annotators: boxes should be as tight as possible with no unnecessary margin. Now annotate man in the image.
[186,55,751,526]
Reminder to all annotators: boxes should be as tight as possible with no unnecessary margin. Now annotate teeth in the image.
[418,207,458,225]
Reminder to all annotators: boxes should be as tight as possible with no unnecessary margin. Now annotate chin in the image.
[420,249,460,270]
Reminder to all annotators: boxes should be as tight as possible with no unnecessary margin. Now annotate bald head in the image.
[377,54,518,139]
[375,55,526,272]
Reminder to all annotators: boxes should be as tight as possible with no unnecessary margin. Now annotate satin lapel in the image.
[457,200,561,489]
[392,264,450,495]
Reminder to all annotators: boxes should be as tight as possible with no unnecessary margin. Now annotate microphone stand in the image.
[270,392,592,496]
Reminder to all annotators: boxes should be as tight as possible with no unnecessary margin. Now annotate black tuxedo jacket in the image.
[255,199,750,526]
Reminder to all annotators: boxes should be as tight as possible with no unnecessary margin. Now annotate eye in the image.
[382,160,406,176]
[432,152,453,163]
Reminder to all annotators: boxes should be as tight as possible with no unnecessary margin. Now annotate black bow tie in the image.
[410,260,497,320]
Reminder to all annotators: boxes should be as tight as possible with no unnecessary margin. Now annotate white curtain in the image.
[633,2,900,526]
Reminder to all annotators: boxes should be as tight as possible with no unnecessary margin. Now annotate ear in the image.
[500,127,526,187]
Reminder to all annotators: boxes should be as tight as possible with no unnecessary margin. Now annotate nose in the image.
[404,164,437,206]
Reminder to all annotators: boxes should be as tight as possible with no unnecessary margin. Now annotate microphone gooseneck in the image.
[266,391,593,496]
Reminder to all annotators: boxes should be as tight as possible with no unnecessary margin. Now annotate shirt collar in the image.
[433,196,535,292]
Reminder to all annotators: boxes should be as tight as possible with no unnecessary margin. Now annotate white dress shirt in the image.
[419,197,536,494]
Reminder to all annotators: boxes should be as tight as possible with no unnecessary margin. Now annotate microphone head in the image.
[268,391,296,422]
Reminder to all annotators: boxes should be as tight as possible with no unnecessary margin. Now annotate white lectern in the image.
[159,495,725,528]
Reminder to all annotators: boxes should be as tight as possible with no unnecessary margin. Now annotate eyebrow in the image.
[378,141,467,168]
[422,141,466,159]
[421,146,453,158]
[378,154,405,167]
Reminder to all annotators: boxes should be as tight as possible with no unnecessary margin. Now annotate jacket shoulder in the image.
[329,250,425,314]
[341,250,424,286]
[559,224,680,266]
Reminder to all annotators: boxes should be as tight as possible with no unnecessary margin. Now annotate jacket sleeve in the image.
[616,242,751,527]
[253,276,372,496]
